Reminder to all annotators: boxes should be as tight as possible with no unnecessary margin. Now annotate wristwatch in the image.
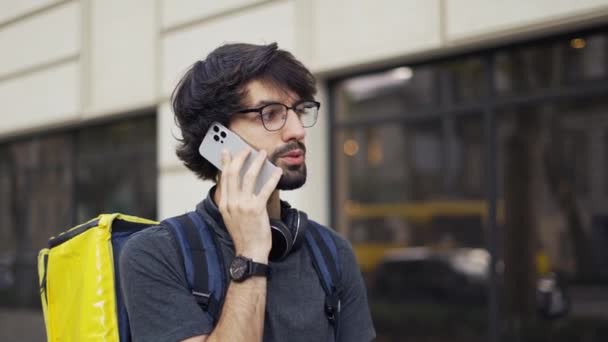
[229,255,270,282]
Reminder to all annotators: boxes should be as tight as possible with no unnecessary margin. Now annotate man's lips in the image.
[278,149,305,164]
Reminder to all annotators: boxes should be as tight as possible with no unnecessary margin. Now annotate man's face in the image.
[228,80,308,190]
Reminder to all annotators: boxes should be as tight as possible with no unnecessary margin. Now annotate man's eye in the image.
[262,108,280,121]
[294,107,309,116]
[296,102,315,113]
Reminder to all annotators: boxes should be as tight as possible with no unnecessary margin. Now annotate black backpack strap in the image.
[163,212,226,323]
[304,221,342,341]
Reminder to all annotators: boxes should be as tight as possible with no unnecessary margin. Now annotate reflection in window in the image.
[561,128,589,195]
[0,147,15,298]
[494,99,608,340]
[565,34,608,82]
[0,114,156,309]
[335,114,487,339]
[332,29,608,342]
[494,42,559,95]
[76,118,157,221]
[494,32,608,96]
[334,66,437,122]
[441,57,485,104]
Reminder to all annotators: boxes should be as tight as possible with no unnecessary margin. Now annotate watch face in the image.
[230,257,249,281]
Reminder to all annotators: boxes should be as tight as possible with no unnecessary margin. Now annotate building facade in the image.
[2,0,608,341]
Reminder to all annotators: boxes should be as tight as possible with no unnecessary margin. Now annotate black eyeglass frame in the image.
[234,100,321,131]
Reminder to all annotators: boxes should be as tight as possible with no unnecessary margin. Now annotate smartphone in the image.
[199,122,280,195]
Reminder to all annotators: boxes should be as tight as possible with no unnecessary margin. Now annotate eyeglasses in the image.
[235,100,320,131]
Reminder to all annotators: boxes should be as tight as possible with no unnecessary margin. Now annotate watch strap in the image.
[249,260,270,278]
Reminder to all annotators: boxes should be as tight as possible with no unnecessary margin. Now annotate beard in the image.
[275,163,307,190]
[269,141,307,190]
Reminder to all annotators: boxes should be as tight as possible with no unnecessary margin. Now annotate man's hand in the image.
[217,148,283,263]
[182,148,281,342]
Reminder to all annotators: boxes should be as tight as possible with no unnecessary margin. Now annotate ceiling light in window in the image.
[342,66,413,101]
[389,67,413,81]
[343,139,359,156]
[570,38,586,49]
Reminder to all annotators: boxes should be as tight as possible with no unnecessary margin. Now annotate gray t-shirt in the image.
[119,196,376,342]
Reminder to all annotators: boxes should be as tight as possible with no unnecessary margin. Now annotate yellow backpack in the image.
[38,214,158,341]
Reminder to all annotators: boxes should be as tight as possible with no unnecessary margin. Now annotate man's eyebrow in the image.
[249,98,304,108]
[249,100,281,108]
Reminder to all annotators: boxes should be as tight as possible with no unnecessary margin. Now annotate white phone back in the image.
[199,122,279,195]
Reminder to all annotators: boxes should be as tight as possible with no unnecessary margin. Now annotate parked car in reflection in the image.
[369,247,488,305]
[369,247,569,318]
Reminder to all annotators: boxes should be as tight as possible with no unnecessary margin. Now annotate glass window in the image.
[494,41,560,96]
[497,98,608,340]
[0,147,16,303]
[334,108,488,340]
[494,31,608,97]
[440,57,486,104]
[75,116,157,221]
[563,32,608,83]
[0,114,157,310]
[332,29,608,342]
[0,135,75,308]
[334,66,437,122]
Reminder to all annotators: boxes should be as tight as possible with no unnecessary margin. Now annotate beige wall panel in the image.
[158,168,214,218]
[0,62,79,135]
[160,0,265,30]
[446,0,608,42]
[0,0,61,24]
[86,0,156,117]
[311,0,441,72]
[158,101,183,169]
[0,1,80,78]
[161,0,296,96]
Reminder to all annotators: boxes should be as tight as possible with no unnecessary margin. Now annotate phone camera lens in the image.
[213,126,219,132]
[213,135,219,141]
[220,131,227,138]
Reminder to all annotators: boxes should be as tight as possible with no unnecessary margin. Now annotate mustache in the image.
[270,141,306,161]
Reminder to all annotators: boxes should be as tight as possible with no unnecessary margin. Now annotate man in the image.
[119,42,376,342]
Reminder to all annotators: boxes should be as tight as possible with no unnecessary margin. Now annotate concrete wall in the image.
[85,0,157,117]
[445,0,608,43]
[0,1,80,135]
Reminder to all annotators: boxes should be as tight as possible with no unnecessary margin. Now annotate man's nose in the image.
[281,110,306,141]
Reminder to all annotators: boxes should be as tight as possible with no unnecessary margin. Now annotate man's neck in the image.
[212,182,281,220]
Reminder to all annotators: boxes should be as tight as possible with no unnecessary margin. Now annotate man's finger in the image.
[218,150,230,214]
[226,147,251,197]
[242,150,267,194]
[256,167,282,201]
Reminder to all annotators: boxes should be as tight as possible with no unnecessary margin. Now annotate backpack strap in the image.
[304,221,342,340]
[163,212,226,323]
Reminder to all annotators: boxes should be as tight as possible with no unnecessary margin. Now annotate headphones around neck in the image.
[268,202,308,261]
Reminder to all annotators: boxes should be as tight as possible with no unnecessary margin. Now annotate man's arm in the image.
[183,148,281,342]
[182,277,266,342]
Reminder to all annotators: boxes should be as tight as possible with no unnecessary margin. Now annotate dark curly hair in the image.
[171,42,317,181]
